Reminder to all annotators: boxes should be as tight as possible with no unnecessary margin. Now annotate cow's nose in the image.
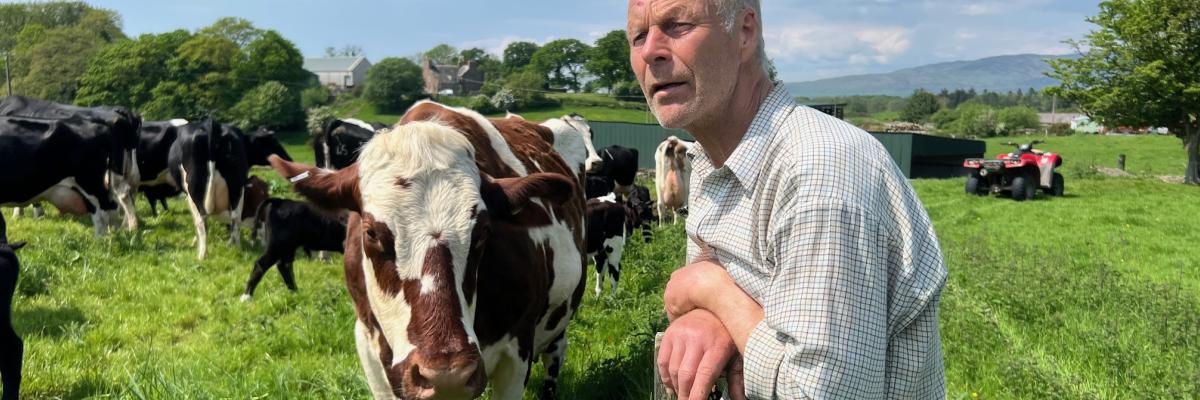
[408,356,485,399]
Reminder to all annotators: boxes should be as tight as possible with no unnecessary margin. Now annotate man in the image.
[627,0,949,399]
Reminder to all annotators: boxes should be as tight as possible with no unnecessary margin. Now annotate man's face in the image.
[627,0,740,129]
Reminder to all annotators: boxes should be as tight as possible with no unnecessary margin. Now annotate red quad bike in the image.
[963,140,1064,201]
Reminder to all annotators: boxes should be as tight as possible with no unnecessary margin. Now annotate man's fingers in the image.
[726,356,747,400]
[687,346,730,400]
[657,335,674,395]
[668,337,686,396]
[674,344,703,400]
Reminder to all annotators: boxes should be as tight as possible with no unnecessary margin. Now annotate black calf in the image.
[1,215,26,400]
[241,199,347,300]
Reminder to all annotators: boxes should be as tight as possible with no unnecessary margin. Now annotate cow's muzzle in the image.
[394,349,486,399]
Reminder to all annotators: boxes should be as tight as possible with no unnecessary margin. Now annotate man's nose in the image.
[639,27,671,65]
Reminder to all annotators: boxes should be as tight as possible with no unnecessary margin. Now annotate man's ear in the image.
[268,155,362,212]
[480,172,575,218]
[738,7,760,63]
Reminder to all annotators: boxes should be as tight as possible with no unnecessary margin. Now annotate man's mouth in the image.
[651,82,686,95]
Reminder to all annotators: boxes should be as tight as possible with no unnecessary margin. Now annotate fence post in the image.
[1117,154,1126,171]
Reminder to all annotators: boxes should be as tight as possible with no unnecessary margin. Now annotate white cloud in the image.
[766,24,912,65]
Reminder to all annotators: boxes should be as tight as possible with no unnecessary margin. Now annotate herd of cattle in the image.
[0,95,695,399]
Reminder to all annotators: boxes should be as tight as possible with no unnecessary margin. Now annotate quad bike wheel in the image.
[1050,173,1065,196]
[965,173,984,195]
[1011,174,1036,201]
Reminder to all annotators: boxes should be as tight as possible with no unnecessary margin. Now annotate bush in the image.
[1046,122,1075,136]
[306,105,335,136]
[300,86,332,110]
[466,94,497,114]
[611,81,645,102]
[490,89,517,111]
[364,57,424,113]
[230,81,301,130]
[996,106,1040,135]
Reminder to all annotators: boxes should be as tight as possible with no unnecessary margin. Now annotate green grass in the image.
[981,134,1186,177]
[6,133,1198,399]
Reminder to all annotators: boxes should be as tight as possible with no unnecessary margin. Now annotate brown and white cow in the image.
[654,136,693,224]
[268,100,587,400]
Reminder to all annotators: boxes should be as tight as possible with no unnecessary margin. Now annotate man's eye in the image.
[631,32,647,46]
[665,22,694,36]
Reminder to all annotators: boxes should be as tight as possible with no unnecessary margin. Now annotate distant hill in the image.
[786,54,1075,97]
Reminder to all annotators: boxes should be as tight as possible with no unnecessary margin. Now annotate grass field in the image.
[4,133,1198,399]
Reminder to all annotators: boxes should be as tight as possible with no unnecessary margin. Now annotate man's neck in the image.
[685,73,774,168]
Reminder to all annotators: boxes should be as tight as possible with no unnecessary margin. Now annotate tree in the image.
[585,30,635,92]
[77,30,193,107]
[325,44,362,57]
[199,17,261,48]
[901,89,940,123]
[1047,0,1200,183]
[423,44,458,65]
[530,38,590,91]
[364,57,424,112]
[168,34,243,114]
[233,30,308,93]
[230,81,301,129]
[502,41,538,75]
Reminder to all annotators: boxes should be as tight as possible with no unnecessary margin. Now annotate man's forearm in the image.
[696,276,764,353]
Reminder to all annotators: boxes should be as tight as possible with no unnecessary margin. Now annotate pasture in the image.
[3,133,1198,399]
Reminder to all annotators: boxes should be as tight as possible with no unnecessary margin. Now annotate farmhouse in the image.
[422,59,484,96]
[302,56,371,92]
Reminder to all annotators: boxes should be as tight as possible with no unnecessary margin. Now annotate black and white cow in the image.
[585,174,615,199]
[586,194,635,296]
[136,119,188,216]
[314,118,386,171]
[0,215,25,400]
[168,120,291,260]
[0,96,141,229]
[590,145,639,198]
[627,184,656,243]
[0,117,121,235]
[240,198,347,301]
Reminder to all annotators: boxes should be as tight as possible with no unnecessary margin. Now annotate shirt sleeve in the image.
[741,199,891,400]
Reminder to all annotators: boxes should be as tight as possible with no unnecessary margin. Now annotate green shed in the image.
[868,133,986,178]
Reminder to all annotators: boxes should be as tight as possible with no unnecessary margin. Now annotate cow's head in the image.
[268,121,574,399]
[565,113,603,173]
[245,126,292,165]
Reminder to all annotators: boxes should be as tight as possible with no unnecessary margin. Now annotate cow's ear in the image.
[9,241,26,251]
[268,155,361,212]
[480,172,575,217]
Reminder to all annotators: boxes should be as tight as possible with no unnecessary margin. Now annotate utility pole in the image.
[3,51,11,97]
[1047,93,1057,137]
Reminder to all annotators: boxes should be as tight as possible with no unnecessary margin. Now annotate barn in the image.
[302,56,371,92]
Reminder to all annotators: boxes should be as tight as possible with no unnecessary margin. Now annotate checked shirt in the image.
[685,84,949,399]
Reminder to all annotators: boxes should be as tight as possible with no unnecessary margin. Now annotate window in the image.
[344,75,353,88]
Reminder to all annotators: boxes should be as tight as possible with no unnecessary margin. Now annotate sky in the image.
[89,0,1100,83]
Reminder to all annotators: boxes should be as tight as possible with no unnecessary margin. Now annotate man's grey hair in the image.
[713,0,770,77]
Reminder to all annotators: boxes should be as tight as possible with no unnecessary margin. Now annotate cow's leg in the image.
[538,330,568,400]
[592,252,607,297]
[489,352,531,400]
[316,250,331,262]
[158,197,169,214]
[355,321,394,399]
[277,254,298,292]
[147,196,159,217]
[30,204,43,218]
[608,259,621,294]
[227,202,243,247]
[73,175,118,237]
[241,252,278,301]
[0,325,21,400]
[180,168,209,260]
[110,171,139,231]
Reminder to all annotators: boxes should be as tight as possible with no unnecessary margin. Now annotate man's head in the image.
[627,0,766,129]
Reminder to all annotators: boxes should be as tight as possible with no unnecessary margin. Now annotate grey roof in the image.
[303,57,368,72]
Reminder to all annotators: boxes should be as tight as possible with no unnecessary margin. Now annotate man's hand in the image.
[663,260,735,321]
[657,309,738,400]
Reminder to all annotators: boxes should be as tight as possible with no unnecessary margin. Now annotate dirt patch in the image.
[1096,167,1133,177]
[1157,175,1185,184]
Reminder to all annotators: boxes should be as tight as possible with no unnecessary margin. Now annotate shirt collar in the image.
[721,83,796,194]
